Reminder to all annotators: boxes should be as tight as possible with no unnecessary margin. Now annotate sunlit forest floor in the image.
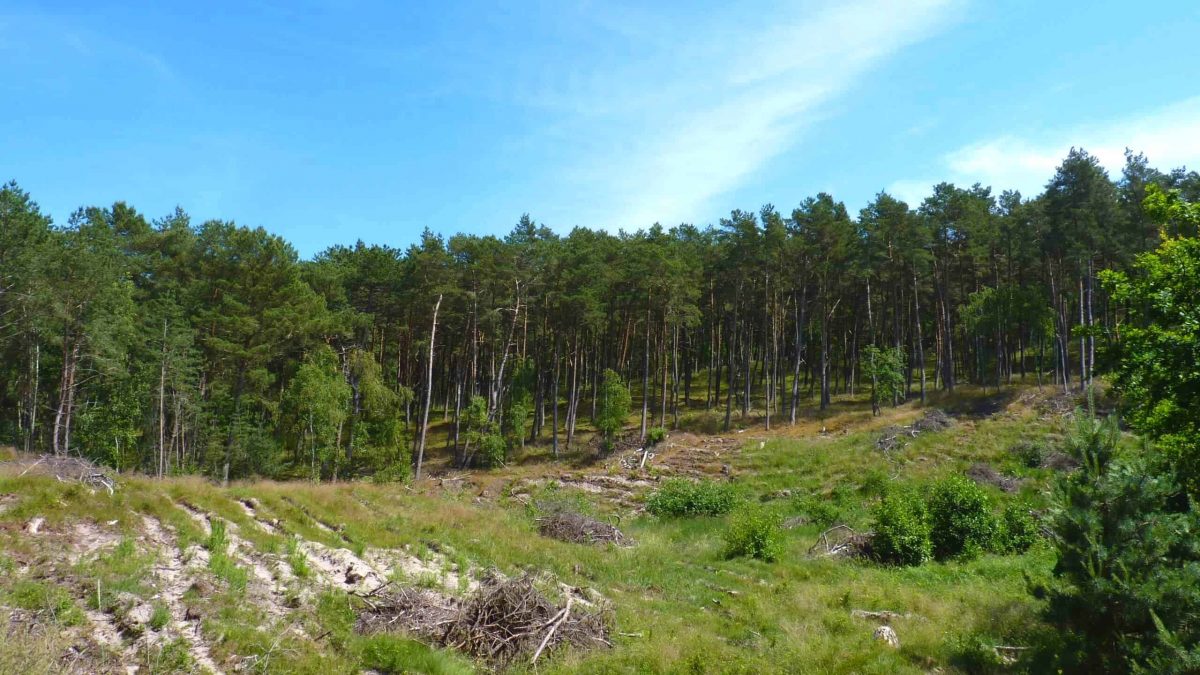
[0,383,1090,674]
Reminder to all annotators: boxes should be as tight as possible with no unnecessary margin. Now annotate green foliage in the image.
[86,537,155,612]
[723,504,784,562]
[871,490,932,566]
[1038,408,1200,672]
[995,502,1039,554]
[926,475,997,560]
[793,494,842,529]
[142,638,193,673]
[148,603,171,631]
[503,357,535,449]
[461,395,504,468]
[284,345,352,481]
[353,634,475,675]
[287,536,311,579]
[1102,232,1200,491]
[646,426,668,446]
[860,345,906,410]
[595,369,631,441]
[646,478,740,517]
[1009,439,1046,469]
[5,580,85,626]
[205,519,248,591]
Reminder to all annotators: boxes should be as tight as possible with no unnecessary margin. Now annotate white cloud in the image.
[889,96,1200,203]
[526,0,964,228]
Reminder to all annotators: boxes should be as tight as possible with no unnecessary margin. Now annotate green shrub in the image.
[477,432,507,469]
[646,426,668,446]
[370,461,410,484]
[724,505,784,561]
[927,475,998,560]
[871,490,931,566]
[995,502,1039,554]
[646,478,740,517]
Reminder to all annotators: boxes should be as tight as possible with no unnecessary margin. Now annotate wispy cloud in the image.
[889,96,1200,205]
[524,0,964,228]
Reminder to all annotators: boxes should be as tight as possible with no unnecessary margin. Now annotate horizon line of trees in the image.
[1,147,1196,482]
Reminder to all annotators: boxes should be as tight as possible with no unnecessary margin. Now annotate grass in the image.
[0,384,1077,673]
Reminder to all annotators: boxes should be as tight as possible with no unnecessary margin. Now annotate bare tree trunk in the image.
[158,319,168,478]
[415,294,442,480]
[552,338,560,458]
[640,304,650,441]
[913,272,926,403]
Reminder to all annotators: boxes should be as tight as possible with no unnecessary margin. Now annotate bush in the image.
[646,426,668,446]
[927,475,998,560]
[476,432,507,469]
[370,461,410,484]
[871,490,931,566]
[995,503,1039,554]
[646,478,740,517]
[724,505,784,561]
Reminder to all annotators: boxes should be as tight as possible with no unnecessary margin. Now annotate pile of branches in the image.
[965,463,1025,493]
[808,525,873,559]
[876,410,955,453]
[536,511,629,546]
[358,574,611,667]
[5,455,116,494]
[356,585,460,636]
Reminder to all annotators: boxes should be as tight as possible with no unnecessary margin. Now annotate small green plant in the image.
[646,426,668,446]
[7,580,85,626]
[724,505,784,561]
[646,478,740,517]
[995,502,1039,553]
[927,475,998,560]
[205,519,248,591]
[142,638,194,674]
[871,490,931,566]
[148,603,171,631]
[287,536,310,578]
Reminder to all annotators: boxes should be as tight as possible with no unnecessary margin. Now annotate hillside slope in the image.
[0,386,1081,674]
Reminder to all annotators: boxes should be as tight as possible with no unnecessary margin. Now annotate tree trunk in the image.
[415,293,442,480]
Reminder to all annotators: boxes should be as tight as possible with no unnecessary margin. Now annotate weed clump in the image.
[646,478,740,517]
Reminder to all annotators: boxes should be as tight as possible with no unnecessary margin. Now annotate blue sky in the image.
[3,1,1199,257]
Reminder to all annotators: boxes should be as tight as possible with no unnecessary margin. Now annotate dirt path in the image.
[141,515,224,674]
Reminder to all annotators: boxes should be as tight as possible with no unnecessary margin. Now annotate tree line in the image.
[1,147,1196,481]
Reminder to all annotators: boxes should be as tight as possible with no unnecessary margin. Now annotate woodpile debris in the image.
[876,410,955,453]
[358,574,611,667]
[535,511,630,546]
[4,455,116,494]
[965,463,1025,493]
